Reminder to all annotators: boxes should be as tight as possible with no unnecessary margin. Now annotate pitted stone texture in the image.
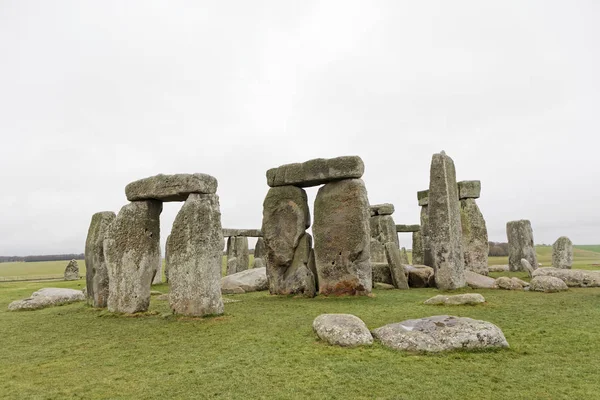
[488,265,509,272]
[253,257,266,270]
[507,220,538,272]
[105,200,162,314]
[396,224,421,233]
[405,265,435,288]
[370,203,395,216]
[221,267,268,294]
[460,199,489,275]
[314,179,371,296]
[420,206,432,267]
[530,276,568,293]
[370,239,387,264]
[496,277,525,290]
[412,231,424,265]
[552,237,573,269]
[254,237,266,259]
[168,194,224,317]
[268,233,316,297]
[417,190,429,207]
[385,243,409,290]
[267,156,364,188]
[313,314,373,347]
[372,315,509,353]
[372,262,393,285]
[8,288,85,311]
[125,173,217,202]
[424,293,485,305]
[457,181,481,200]
[226,236,249,275]
[532,268,600,287]
[428,152,466,290]
[223,229,262,238]
[521,259,535,278]
[371,215,399,248]
[85,211,116,308]
[64,260,79,281]
[465,271,497,289]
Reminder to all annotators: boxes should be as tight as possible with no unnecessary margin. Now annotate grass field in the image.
[1,248,600,399]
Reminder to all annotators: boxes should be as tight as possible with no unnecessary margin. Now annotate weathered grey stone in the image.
[488,265,509,272]
[372,315,509,353]
[221,267,268,294]
[168,193,224,317]
[370,203,395,216]
[372,262,393,285]
[460,198,489,275]
[405,265,435,288]
[417,190,429,207]
[370,238,387,264]
[374,282,395,290]
[253,257,266,270]
[530,276,568,293]
[308,248,318,292]
[507,220,538,272]
[428,152,466,290]
[385,242,409,290]
[552,237,573,269]
[85,211,116,308]
[412,231,424,265]
[396,224,421,233]
[420,206,432,267]
[64,259,79,281]
[457,181,481,200]
[165,234,172,283]
[400,247,409,264]
[267,233,316,296]
[465,270,497,289]
[521,259,535,278]
[313,314,373,347]
[532,267,600,287]
[314,179,371,295]
[223,229,262,238]
[125,173,217,201]
[495,276,524,290]
[8,288,85,311]
[226,236,249,275]
[267,156,364,188]
[105,200,162,314]
[371,215,399,248]
[424,293,485,305]
[254,237,266,259]
[152,249,163,285]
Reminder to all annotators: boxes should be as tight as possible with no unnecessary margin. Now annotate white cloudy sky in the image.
[0,0,598,255]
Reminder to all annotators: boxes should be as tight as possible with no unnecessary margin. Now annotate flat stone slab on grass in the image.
[125,173,217,202]
[424,293,485,305]
[529,276,568,293]
[532,267,600,287]
[221,267,268,294]
[8,288,85,311]
[313,314,373,347]
[488,265,509,272]
[267,156,364,188]
[374,282,395,290]
[496,276,529,290]
[372,315,508,353]
[465,270,497,289]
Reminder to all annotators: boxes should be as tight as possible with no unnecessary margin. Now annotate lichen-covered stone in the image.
[495,276,524,290]
[405,265,435,288]
[372,262,393,285]
[226,236,249,275]
[529,276,568,293]
[64,260,79,281]
[125,173,217,201]
[420,206,432,267]
[552,237,573,269]
[396,224,421,233]
[254,237,266,259]
[417,190,429,207]
[465,270,497,289]
[152,249,163,285]
[313,314,373,347]
[457,181,481,200]
[385,243,409,290]
[105,200,162,314]
[400,247,409,265]
[370,203,395,216]
[412,231,424,265]
[221,267,268,294]
[424,293,485,305]
[267,233,316,296]
[370,215,399,248]
[222,229,262,237]
[8,288,85,311]
[314,179,371,295]
[428,152,466,290]
[521,258,535,278]
[460,199,489,275]
[507,220,538,272]
[370,238,387,264]
[267,156,364,188]
[85,211,116,308]
[532,267,600,287]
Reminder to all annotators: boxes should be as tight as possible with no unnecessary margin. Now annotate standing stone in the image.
[370,239,387,264]
[385,243,409,290]
[314,179,371,296]
[226,236,249,275]
[506,220,538,272]
[85,211,116,308]
[152,247,163,285]
[399,247,409,264]
[168,193,224,317]
[428,152,466,290]
[418,190,433,267]
[262,186,315,296]
[254,237,266,259]
[64,260,79,281]
[165,234,172,282]
[460,198,489,275]
[105,200,162,313]
[552,236,573,269]
[370,215,399,249]
[412,231,424,265]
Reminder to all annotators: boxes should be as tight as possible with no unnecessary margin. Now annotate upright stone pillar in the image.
[507,220,538,272]
[105,200,162,313]
[152,248,163,285]
[458,181,489,275]
[253,237,266,268]
[262,186,316,296]
[369,203,399,263]
[168,193,224,317]
[552,236,573,269]
[314,179,371,295]
[428,151,466,290]
[412,231,424,265]
[85,211,116,308]
[165,234,172,282]
[418,190,432,267]
[226,236,249,275]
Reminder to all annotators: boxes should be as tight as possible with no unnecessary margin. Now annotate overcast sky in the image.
[0,0,598,256]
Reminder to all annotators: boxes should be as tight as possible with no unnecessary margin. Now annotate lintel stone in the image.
[417,190,429,206]
[125,173,217,202]
[266,156,364,188]
[370,203,395,216]
[458,180,481,200]
[396,224,420,233]
[223,229,262,237]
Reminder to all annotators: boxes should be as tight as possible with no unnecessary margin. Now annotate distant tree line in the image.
[488,242,509,257]
[0,253,84,263]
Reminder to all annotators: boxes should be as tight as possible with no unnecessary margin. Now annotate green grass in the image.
[575,245,600,254]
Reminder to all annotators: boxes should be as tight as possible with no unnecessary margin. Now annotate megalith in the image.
[385,243,409,290]
[314,179,371,295]
[262,186,315,296]
[84,211,116,308]
[412,230,424,265]
[369,203,399,263]
[458,181,489,275]
[253,237,266,268]
[428,152,466,290]
[506,220,538,272]
[226,236,249,275]
[552,236,573,269]
[64,260,79,281]
[105,200,162,313]
[168,193,224,317]
[165,233,172,282]
[418,190,433,267]
[152,248,163,285]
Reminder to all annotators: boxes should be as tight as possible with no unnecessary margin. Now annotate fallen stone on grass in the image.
[529,276,569,293]
[532,268,600,287]
[488,265,509,272]
[221,267,268,294]
[374,282,395,290]
[465,270,497,289]
[372,315,509,353]
[496,277,527,290]
[313,314,373,347]
[405,265,435,288]
[424,293,485,305]
[8,288,85,311]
